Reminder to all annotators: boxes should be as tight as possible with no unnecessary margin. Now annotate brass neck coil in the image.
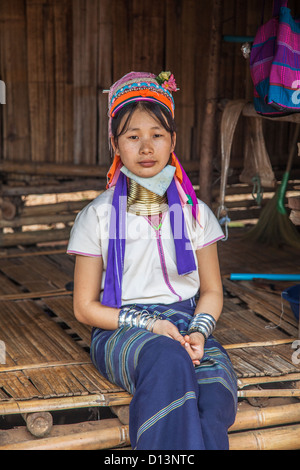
[127,179,168,215]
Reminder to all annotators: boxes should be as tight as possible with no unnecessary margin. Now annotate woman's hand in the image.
[183,332,205,366]
[152,320,205,366]
[152,319,185,345]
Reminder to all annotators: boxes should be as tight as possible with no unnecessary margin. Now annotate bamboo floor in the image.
[0,229,299,450]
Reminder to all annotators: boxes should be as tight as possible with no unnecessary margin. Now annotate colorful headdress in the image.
[107,71,178,137]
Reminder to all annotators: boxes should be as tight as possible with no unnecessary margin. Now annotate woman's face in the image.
[112,107,176,178]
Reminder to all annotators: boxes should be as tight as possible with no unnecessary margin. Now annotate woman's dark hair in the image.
[111,101,176,146]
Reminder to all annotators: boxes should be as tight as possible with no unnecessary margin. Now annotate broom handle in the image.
[286,123,300,173]
[277,124,300,214]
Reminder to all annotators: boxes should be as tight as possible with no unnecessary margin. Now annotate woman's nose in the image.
[139,137,153,154]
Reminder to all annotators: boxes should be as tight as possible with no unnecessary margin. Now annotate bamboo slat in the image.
[0,372,39,400]
[0,254,72,291]
[0,295,127,402]
[0,360,91,373]
[0,289,70,301]
[222,278,298,337]
[0,272,22,296]
[41,296,92,346]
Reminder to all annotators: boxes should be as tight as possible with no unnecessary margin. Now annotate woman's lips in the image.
[139,160,156,168]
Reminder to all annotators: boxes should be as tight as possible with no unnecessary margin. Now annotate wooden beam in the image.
[198,0,222,206]
[0,161,108,178]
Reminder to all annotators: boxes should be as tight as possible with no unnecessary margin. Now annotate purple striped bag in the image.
[250,0,300,116]
[268,3,300,112]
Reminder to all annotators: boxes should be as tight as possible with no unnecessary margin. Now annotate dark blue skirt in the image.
[90,298,237,450]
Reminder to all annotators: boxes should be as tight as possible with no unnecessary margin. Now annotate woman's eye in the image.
[154,134,163,138]
[128,135,138,140]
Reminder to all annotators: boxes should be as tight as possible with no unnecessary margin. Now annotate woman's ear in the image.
[111,137,119,155]
[171,132,177,153]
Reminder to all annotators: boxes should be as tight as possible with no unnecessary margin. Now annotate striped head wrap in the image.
[107,71,178,137]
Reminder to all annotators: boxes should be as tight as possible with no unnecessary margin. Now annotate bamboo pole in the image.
[0,198,17,220]
[3,418,300,450]
[0,419,130,451]
[237,372,300,389]
[20,200,91,218]
[0,248,66,258]
[0,213,76,229]
[229,403,300,432]
[0,360,92,373]
[111,405,130,425]
[0,161,108,178]
[238,389,300,398]
[0,227,71,248]
[0,393,132,416]
[223,338,296,350]
[243,103,300,123]
[229,423,300,450]
[2,179,104,197]
[0,289,70,301]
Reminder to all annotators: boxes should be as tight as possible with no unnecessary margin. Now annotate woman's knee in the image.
[136,335,196,384]
[198,383,236,428]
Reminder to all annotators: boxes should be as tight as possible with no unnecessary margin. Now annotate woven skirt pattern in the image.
[91,299,237,450]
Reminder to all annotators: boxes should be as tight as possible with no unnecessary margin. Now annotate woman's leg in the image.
[197,382,236,450]
[129,333,205,450]
[194,337,238,450]
[91,326,206,450]
[90,305,237,450]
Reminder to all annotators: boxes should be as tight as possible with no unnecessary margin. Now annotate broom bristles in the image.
[244,187,300,249]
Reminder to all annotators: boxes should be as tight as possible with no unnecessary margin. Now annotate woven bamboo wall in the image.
[0,0,299,171]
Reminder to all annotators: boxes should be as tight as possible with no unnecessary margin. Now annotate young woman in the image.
[67,71,237,450]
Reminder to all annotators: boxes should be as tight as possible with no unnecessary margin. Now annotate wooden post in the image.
[198,0,222,206]
[111,405,130,425]
[22,412,53,438]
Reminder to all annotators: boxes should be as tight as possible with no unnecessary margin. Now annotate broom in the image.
[244,123,300,249]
